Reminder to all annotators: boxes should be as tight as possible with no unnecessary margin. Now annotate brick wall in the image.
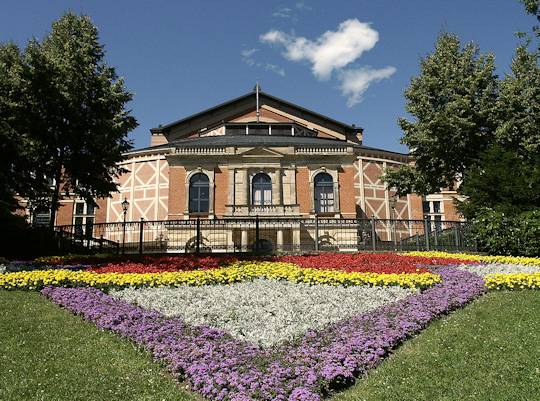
[168,166,186,219]
[296,167,311,214]
[95,198,108,224]
[409,194,424,221]
[443,198,462,221]
[214,167,228,217]
[56,201,74,226]
[338,166,356,217]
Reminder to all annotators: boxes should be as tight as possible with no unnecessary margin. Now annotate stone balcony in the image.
[225,204,300,217]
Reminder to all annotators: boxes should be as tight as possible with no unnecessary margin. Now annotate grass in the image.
[1,290,539,401]
[0,290,199,401]
[331,290,540,401]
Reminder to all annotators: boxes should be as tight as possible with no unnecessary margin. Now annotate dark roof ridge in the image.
[151,90,363,134]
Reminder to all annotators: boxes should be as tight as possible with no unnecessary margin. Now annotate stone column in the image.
[292,226,301,251]
[274,168,282,205]
[236,169,249,205]
[241,229,248,252]
[276,229,284,251]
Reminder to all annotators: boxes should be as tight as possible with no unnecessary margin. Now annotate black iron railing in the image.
[54,217,476,255]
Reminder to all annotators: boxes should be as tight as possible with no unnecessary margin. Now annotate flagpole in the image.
[255,82,260,123]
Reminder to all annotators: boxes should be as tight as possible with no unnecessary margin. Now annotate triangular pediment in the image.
[153,90,361,143]
[237,147,285,157]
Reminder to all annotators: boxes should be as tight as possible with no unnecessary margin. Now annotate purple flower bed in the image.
[41,268,485,401]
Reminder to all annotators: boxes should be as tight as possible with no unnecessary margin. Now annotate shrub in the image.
[0,211,59,259]
[471,208,540,256]
[514,210,540,257]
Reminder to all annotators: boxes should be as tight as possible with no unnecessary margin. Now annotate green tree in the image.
[0,12,137,228]
[495,45,540,158]
[0,44,50,212]
[458,145,540,218]
[384,33,499,196]
[520,0,539,46]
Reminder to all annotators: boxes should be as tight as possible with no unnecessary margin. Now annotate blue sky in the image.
[0,0,535,152]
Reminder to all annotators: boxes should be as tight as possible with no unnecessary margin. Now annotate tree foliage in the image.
[520,0,540,46]
[495,46,540,159]
[385,30,540,220]
[458,145,540,218]
[384,33,499,196]
[0,12,137,227]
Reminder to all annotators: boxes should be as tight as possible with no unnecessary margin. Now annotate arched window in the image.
[314,172,334,213]
[252,173,272,205]
[189,173,210,213]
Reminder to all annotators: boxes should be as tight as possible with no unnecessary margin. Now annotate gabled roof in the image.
[151,90,363,141]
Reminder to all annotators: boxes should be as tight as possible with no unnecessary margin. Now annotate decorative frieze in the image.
[225,204,300,217]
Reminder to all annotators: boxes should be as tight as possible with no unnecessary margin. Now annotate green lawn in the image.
[332,290,540,401]
[1,290,539,401]
[0,290,199,401]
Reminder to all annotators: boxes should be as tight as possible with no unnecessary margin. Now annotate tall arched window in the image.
[189,173,210,213]
[252,173,272,205]
[314,172,334,213]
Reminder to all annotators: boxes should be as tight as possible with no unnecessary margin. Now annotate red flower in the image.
[87,255,238,274]
[277,253,477,274]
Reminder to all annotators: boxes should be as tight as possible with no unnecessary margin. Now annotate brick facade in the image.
[167,166,186,219]
[296,167,311,215]
[338,166,356,217]
[214,167,229,218]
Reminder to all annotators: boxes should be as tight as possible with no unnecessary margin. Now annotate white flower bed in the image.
[111,279,415,347]
[456,263,540,277]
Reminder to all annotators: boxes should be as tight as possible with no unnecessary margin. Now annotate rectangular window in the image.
[263,189,272,205]
[75,202,85,215]
[225,125,247,136]
[73,201,97,237]
[433,201,441,214]
[249,125,269,135]
[86,203,95,216]
[74,216,84,239]
[270,125,292,136]
[315,187,335,213]
[422,201,430,214]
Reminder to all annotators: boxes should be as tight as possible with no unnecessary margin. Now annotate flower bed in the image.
[403,251,540,267]
[278,253,478,273]
[0,262,440,290]
[41,268,485,400]
[484,272,540,290]
[111,279,416,347]
[455,263,540,277]
[36,254,238,270]
[87,255,238,274]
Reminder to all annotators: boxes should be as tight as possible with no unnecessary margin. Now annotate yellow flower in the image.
[401,251,540,267]
[0,262,440,291]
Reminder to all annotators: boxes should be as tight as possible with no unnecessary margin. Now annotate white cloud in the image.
[264,63,286,76]
[295,1,312,11]
[241,48,258,66]
[272,2,311,19]
[260,19,379,80]
[240,48,285,77]
[272,7,293,18]
[339,66,396,107]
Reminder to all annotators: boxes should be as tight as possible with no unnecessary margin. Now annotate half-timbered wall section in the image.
[354,156,413,220]
[107,153,169,223]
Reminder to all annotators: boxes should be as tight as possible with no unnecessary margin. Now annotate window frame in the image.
[251,173,272,206]
[188,173,210,214]
[72,201,96,239]
[313,172,335,214]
